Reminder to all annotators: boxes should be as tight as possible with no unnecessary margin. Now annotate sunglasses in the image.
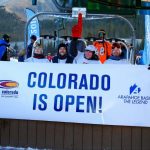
[112,45,121,49]
[99,32,105,37]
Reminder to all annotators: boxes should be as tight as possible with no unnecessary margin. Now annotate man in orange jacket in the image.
[93,29,112,64]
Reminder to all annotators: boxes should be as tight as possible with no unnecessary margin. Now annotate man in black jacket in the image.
[27,35,37,58]
[52,43,74,64]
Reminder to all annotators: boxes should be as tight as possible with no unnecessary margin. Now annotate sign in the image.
[72,7,86,17]
[25,8,40,45]
[0,62,150,127]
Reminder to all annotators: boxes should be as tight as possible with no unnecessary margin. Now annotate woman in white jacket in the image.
[24,38,49,63]
[74,45,101,64]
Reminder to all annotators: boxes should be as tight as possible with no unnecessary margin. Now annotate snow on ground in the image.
[0,146,52,150]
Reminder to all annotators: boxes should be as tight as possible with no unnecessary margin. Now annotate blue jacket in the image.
[0,39,10,60]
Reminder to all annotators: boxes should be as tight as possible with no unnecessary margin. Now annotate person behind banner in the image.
[18,49,26,62]
[46,53,53,62]
[93,29,112,64]
[27,35,37,58]
[148,64,150,70]
[104,42,129,64]
[25,38,49,63]
[135,50,144,65]
[0,34,10,61]
[52,43,74,64]
[74,45,101,64]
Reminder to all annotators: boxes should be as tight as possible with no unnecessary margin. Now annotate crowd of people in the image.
[0,13,143,65]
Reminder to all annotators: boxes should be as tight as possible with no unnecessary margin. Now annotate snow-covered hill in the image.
[0,0,59,20]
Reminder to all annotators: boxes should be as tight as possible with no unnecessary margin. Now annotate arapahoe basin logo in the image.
[0,80,19,89]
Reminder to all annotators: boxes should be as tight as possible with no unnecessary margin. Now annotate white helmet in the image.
[85,45,98,55]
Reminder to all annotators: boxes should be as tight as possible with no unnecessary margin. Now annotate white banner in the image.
[0,62,150,127]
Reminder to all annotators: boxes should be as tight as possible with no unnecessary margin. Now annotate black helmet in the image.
[30,35,37,41]
[3,34,10,42]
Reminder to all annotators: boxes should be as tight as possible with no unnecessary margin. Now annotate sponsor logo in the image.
[118,84,150,105]
[0,80,19,89]
[130,84,141,95]
[0,80,19,98]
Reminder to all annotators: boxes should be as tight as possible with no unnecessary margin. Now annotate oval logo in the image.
[0,80,19,89]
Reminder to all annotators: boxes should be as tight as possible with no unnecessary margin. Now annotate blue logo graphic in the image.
[130,84,141,95]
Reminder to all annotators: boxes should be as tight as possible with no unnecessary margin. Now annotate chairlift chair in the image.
[25,12,136,63]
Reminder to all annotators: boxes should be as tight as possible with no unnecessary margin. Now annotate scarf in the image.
[33,53,45,59]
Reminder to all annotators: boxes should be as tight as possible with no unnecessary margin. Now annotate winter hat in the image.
[57,43,68,53]
[3,34,10,42]
[72,13,82,38]
[57,43,68,59]
[98,29,106,35]
[30,35,37,41]
[3,34,10,39]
